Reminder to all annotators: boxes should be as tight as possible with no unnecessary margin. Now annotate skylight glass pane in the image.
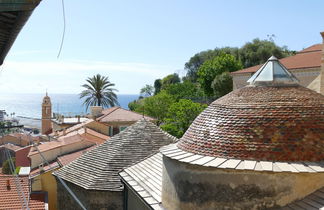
[254,62,273,81]
[273,62,290,81]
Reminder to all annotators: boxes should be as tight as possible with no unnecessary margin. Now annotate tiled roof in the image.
[30,161,60,178]
[119,153,163,210]
[0,175,46,210]
[161,144,324,173]
[281,187,324,210]
[28,134,94,156]
[178,85,324,162]
[52,119,94,136]
[97,107,155,123]
[54,119,176,191]
[57,145,97,166]
[0,143,22,151]
[232,44,322,75]
[15,146,32,167]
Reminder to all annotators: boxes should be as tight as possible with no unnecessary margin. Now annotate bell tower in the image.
[41,92,52,135]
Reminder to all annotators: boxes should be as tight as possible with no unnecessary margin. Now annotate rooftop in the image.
[119,153,163,210]
[97,106,155,123]
[28,134,93,157]
[232,44,322,75]
[0,175,47,209]
[57,145,97,167]
[0,0,41,65]
[54,119,176,191]
[178,57,324,162]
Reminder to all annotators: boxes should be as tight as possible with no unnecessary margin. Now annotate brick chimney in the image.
[320,31,324,95]
[6,179,10,190]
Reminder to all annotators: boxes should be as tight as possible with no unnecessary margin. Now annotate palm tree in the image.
[80,74,119,111]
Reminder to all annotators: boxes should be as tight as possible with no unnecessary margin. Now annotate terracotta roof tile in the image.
[232,44,322,74]
[178,85,324,162]
[0,175,46,210]
[28,134,94,156]
[15,146,32,167]
[97,107,155,123]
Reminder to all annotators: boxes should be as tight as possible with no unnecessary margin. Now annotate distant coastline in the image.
[0,93,139,129]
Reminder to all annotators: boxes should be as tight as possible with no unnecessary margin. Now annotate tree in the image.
[197,53,242,96]
[161,99,207,138]
[239,38,295,68]
[211,72,233,98]
[140,84,154,97]
[163,80,205,101]
[2,157,16,175]
[184,47,239,82]
[136,91,175,125]
[161,73,180,89]
[153,79,162,95]
[80,74,119,111]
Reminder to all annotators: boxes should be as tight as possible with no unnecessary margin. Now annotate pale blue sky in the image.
[1,0,324,94]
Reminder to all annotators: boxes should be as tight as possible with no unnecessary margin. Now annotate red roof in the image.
[97,107,155,123]
[232,44,322,75]
[0,175,46,210]
[178,85,324,162]
[15,146,32,167]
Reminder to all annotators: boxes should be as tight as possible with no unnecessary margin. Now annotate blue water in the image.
[0,93,139,128]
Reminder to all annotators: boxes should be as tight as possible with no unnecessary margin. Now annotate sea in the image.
[0,93,139,129]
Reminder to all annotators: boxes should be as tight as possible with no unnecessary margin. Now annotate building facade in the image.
[41,93,52,135]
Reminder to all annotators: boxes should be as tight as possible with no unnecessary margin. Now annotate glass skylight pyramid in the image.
[247,56,299,86]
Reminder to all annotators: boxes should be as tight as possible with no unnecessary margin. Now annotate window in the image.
[119,126,127,132]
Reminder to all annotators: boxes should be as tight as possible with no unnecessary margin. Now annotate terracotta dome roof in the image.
[178,85,324,162]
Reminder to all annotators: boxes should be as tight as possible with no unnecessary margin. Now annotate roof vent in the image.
[247,56,299,86]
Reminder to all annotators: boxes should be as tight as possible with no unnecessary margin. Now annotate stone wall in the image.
[56,178,123,210]
[162,156,324,210]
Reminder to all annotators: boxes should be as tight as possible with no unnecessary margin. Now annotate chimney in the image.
[83,125,87,133]
[6,180,10,190]
[77,115,80,123]
[90,106,103,119]
[320,31,324,95]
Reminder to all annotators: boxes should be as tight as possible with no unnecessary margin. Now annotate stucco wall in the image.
[56,179,123,210]
[162,156,324,210]
[232,67,320,90]
[32,170,58,210]
[87,121,110,136]
[29,140,94,169]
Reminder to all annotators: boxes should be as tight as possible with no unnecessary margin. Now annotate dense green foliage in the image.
[161,73,181,90]
[197,53,242,96]
[184,39,295,82]
[153,79,162,95]
[140,84,154,97]
[134,91,175,125]
[80,74,119,111]
[2,157,16,175]
[163,80,205,101]
[211,72,233,98]
[161,99,207,138]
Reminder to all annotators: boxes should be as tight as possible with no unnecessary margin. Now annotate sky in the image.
[0,0,324,94]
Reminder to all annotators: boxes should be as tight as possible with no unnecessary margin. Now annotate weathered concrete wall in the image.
[232,67,320,90]
[162,156,324,210]
[56,179,123,210]
[126,186,150,210]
